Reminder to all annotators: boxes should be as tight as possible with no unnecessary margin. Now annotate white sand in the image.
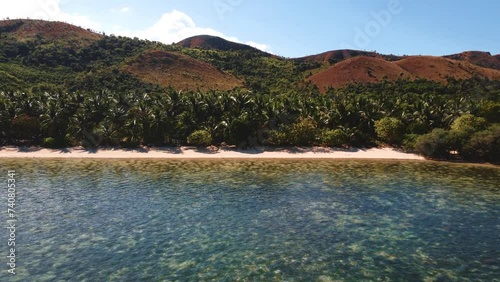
[0,146,425,160]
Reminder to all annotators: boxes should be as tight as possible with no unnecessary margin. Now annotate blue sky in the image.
[2,0,499,57]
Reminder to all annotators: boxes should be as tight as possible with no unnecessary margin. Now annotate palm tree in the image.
[38,92,77,142]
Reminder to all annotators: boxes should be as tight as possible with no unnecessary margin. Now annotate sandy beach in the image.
[0,146,425,160]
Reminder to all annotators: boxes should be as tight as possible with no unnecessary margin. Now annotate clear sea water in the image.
[0,159,498,281]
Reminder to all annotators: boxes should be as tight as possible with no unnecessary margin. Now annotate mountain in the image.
[394,56,500,81]
[295,50,384,64]
[444,51,500,70]
[178,35,262,52]
[0,19,243,92]
[310,55,500,90]
[309,57,413,89]
[123,50,242,91]
[1,19,500,94]
[0,19,102,46]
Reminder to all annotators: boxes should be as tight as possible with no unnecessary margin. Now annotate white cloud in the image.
[130,10,271,52]
[245,41,271,52]
[59,13,102,30]
[0,0,101,30]
[0,3,270,52]
[0,0,42,19]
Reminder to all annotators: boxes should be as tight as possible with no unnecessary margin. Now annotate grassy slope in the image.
[1,19,500,94]
[310,55,500,91]
[123,50,242,91]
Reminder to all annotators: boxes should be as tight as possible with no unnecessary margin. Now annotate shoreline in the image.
[0,146,426,160]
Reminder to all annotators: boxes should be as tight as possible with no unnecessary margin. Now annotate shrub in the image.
[415,129,451,159]
[461,124,500,162]
[375,117,404,145]
[449,114,488,153]
[41,136,73,148]
[187,130,212,147]
[402,134,419,151]
[286,117,318,146]
[450,114,487,134]
[265,130,288,146]
[320,129,348,147]
[264,118,318,146]
[41,137,58,148]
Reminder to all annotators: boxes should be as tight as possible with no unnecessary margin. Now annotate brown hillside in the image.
[123,50,242,91]
[444,51,500,70]
[297,50,382,64]
[0,19,102,46]
[309,56,413,90]
[395,56,500,82]
[310,55,500,91]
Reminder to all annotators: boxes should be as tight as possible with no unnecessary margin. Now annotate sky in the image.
[1,0,499,58]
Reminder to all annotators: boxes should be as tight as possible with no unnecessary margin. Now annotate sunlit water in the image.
[0,159,498,281]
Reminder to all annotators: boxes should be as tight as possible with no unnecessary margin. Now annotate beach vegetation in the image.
[0,21,499,161]
[375,117,404,145]
[187,130,213,147]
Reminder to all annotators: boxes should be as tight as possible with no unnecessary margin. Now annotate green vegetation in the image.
[461,124,500,162]
[0,20,319,94]
[267,117,318,146]
[1,78,498,162]
[375,117,404,145]
[41,137,61,149]
[415,129,452,159]
[0,20,499,163]
[187,130,213,147]
[319,129,349,147]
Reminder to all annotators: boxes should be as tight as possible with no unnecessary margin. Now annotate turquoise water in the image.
[0,159,499,281]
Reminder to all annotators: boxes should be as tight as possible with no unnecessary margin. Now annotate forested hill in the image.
[1,19,499,162]
[1,19,500,94]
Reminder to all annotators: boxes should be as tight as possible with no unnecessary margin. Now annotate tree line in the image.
[1,78,498,162]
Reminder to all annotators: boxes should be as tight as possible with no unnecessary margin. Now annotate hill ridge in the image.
[1,19,500,93]
[177,35,263,53]
[123,50,242,91]
[0,19,102,46]
[310,55,500,91]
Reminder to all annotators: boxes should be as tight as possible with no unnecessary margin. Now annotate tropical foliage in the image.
[187,130,212,147]
[0,78,498,162]
[1,20,499,162]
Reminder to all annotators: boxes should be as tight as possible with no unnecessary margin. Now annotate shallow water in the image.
[0,159,498,281]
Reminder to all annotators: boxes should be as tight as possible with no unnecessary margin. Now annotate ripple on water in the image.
[0,159,498,281]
